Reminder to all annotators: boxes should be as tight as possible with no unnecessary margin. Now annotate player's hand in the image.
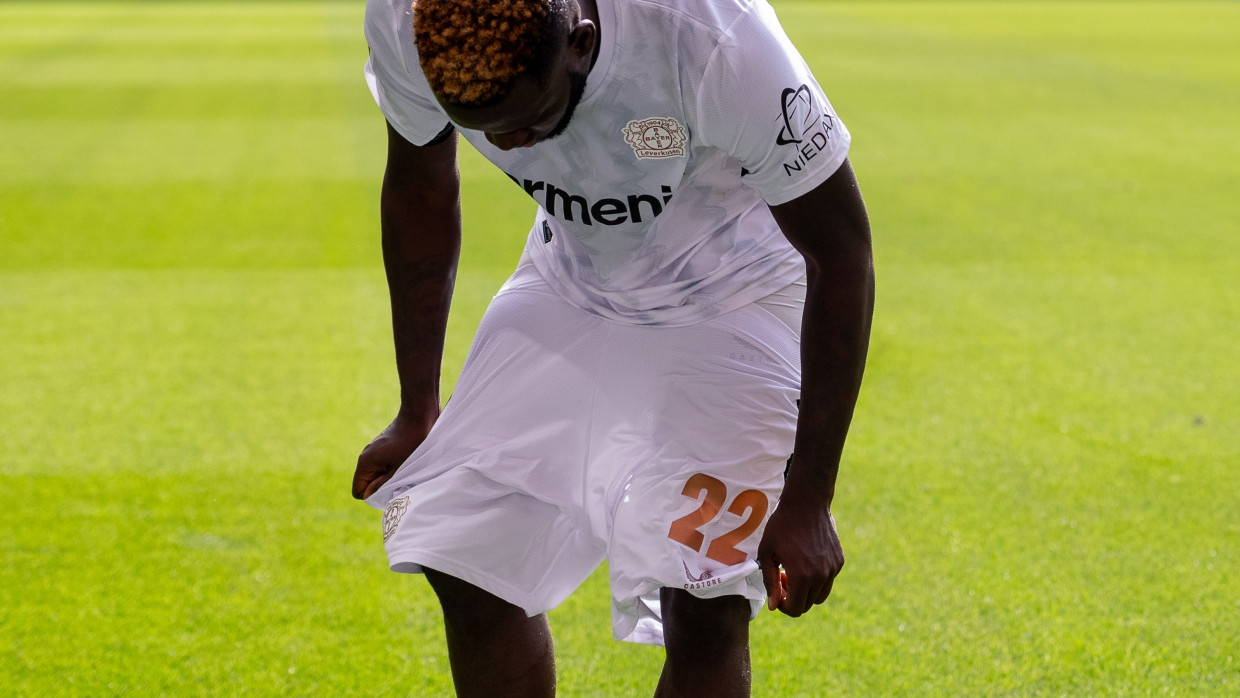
[756,492,844,617]
[351,409,437,500]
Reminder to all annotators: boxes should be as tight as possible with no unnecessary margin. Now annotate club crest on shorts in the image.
[382,495,410,542]
[622,117,687,159]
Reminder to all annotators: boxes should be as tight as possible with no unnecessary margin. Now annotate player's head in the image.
[412,0,596,149]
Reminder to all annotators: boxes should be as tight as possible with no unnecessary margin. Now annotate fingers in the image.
[777,559,843,616]
[780,577,828,616]
[351,463,369,500]
[352,450,396,500]
[352,455,397,500]
[812,575,835,606]
[778,569,813,617]
[361,471,394,500]
[759,555,784,611]
[776,568,788,610]
[352,419,429,499]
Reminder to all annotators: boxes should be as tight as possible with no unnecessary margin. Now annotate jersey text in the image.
[507,176,674,227]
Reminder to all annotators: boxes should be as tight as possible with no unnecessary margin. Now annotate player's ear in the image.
[567,19,597,64]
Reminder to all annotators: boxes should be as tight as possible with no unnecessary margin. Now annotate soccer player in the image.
[351,0,873,695]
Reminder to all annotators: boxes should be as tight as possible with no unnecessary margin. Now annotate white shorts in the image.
[367,258,804,645]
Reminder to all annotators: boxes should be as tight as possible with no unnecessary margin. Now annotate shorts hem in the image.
[388,549,554,618]
[617,623,666,646]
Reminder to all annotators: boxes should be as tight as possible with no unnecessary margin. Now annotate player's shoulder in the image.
[617,0,766,35]
[364,0,413,39]
[364,0,422,74]
[364,0,407,19]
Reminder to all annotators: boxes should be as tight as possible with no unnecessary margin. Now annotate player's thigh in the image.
[661,587,751,647]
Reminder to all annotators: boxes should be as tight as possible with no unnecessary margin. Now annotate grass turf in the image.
[1,1,1237,695]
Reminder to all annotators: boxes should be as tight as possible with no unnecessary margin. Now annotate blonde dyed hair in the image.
[412,0,570,107]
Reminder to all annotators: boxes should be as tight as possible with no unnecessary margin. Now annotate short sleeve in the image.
[364,0,453,146]
[694,0,851,206]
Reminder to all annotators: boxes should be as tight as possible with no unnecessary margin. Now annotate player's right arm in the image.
[352,121,461,500]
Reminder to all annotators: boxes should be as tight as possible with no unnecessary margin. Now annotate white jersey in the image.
[364,0,850,325]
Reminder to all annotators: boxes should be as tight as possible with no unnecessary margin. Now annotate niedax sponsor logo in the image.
[776,84,836,177]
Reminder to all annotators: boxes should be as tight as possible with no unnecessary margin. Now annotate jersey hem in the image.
[527,230,808,328]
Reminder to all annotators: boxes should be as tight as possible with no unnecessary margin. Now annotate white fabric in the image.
[368,258,804,645]
[363,0,850,326]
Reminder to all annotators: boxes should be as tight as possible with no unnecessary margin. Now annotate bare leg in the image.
[655,588,752,698]
[424,568,556,698]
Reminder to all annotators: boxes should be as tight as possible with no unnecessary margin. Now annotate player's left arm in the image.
[760,157,874,617]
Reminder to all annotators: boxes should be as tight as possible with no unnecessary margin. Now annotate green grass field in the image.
[1,1,1237,695]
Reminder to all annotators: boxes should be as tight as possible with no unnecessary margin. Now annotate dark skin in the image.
[350,121,460,501]
[763,158,874,616]
[353,1,873,694]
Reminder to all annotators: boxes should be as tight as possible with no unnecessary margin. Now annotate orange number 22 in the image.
[667,473,769,566]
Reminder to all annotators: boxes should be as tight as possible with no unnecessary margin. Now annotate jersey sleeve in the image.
[694,0,851,207]
[363,0,453,146]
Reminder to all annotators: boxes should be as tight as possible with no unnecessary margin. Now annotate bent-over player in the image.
[352,0,874,695]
